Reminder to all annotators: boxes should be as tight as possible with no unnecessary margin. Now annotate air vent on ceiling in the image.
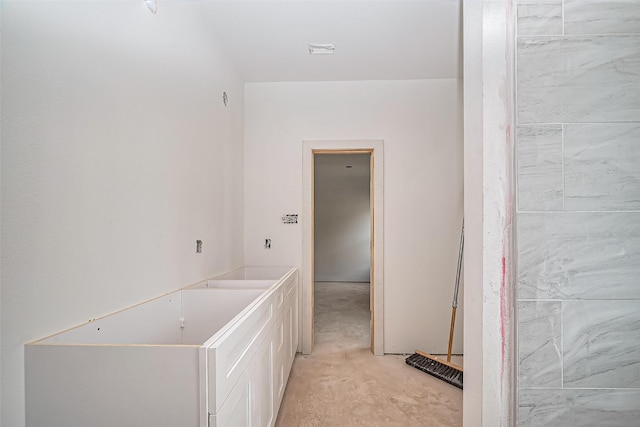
[308,43,335,55]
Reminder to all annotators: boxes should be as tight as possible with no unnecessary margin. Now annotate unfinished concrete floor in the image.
[275,282,463,426]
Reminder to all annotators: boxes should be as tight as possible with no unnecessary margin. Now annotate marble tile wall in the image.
[519,389,640,426]
[515,1,640,425]
[565,124,640,210]
[516,126,563,211]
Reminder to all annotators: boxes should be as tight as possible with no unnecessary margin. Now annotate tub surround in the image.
[515,0,640,424]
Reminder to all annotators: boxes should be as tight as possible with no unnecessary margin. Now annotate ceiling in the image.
[201,0,462,83]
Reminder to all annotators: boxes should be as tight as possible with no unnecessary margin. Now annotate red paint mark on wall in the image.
[500,254,507,364]
[501,0,515,403]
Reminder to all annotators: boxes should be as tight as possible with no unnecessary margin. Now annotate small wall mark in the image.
[282,214,298,224]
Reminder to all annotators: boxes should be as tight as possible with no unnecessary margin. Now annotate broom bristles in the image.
[406,351,463,389]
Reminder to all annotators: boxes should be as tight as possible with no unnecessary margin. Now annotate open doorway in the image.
[313,153,371,352]
[302,140,384,356]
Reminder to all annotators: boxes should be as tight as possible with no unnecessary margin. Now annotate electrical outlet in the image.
[264,239,271,249]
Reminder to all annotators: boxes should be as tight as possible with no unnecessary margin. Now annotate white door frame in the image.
[302,139,384,355]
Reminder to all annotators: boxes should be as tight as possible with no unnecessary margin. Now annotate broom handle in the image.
[447,220,464,362]
[447,307,457,362]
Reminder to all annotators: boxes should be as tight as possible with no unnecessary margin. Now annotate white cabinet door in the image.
[212,369,251,427]
[273,358,285,408]
[273,317,286,405]
[213,276,298,427]
[215,333,274,427]
[285,282,299,369]
[251,336,274,427]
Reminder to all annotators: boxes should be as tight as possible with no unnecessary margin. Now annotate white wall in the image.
[463,1,484,425]
[0,2,244,426]
[0,4,3,418]
[244,80,463,354]
[314,154,371,282]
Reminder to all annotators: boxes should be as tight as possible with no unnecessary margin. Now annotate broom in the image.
[406,220,464,389]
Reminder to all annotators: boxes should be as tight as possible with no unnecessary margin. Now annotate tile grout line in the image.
[521,386,640,390]
[517,35,640,38]
[562,124,565,211]
[561,300,564,388]
[562,0,565,36]
[518,298,638,302]
[517,121,640,126]
[518,210,640,213]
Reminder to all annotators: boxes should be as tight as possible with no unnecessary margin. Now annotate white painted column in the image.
[463,1,515,425]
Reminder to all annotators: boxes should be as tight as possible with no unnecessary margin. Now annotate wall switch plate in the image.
[196,240,203,253]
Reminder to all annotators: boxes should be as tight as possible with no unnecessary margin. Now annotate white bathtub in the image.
[25,267,299,427]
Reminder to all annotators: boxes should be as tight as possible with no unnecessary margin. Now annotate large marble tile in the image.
[565,123,640,211]
[517,125,563,211]
[517,301,562,387]
[517,36,640,124]
[563,300,640,388]
[517,0,563,36]
[519,389,640,426]
[565,0,640,35]
[517,212,640,299]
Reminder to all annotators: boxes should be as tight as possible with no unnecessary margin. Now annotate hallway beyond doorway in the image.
[314,282,370,352]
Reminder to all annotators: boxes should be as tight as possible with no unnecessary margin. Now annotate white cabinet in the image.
[214,368,251,427]
[214,333,274,427]
[252,337,275,427]
[26,267,299,427]
[212,269,298,427]
[285,275,299,371]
